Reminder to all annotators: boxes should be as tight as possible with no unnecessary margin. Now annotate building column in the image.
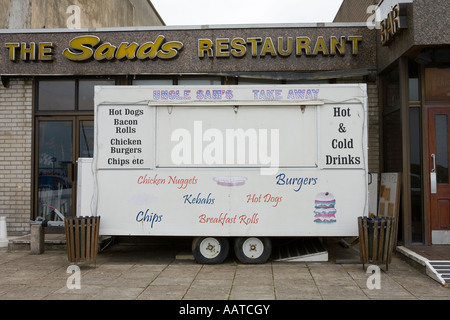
[400,57,412,246]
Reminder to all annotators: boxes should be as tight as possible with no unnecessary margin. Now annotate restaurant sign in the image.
[0,26,376,75]
[4,35,363,62]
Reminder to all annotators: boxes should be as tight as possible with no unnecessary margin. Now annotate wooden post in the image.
[30,224,44,255]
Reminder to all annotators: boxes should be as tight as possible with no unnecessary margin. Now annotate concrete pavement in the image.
[0,237,449,301]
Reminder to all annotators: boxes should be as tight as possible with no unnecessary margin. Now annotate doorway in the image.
[33,78,114,223]
[34,116,94,221]
[427,106,450,244]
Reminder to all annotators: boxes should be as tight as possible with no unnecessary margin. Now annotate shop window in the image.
[38,80,75,111]
[286,80,330,84]
[37,78,115,111]
[383,110,402,172]
[238,79,283,85]
[37,121,73,219]
[384,67,401,114]
[382,64,402,243]
[133,79,174,86]
[409,107,423,242]
[408,61,423,242]
[79,80,115,110]
[408,62,420,101]
[132,77,222,86]
[177,78,221,85]
[382,66,402,172]
[80,120,94,158]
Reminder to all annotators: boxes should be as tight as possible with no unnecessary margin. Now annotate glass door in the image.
[34,78,114,223]
[35,117,95,222]
[36,119,74,221]
[427,106,450,241]
[79,119,94,158]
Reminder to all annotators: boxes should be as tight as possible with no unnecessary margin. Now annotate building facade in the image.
[1,0,164,29]
[335,0,450,246]
[0,0,164,235]
[0,0,448,248]
[375,0,450,245]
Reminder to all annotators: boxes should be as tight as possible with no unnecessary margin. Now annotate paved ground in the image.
[0,237,449,302]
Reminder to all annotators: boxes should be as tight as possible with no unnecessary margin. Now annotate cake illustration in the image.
[213,176,247,187]
[314,192,337,223]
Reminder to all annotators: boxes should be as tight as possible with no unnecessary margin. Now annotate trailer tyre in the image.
[234,237,272,264]
[192,237,229,264]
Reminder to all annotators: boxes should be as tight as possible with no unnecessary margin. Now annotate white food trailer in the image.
[77,84,369,264]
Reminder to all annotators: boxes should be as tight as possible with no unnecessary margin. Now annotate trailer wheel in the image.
[192,237,229,264]
[234,237,272,264]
